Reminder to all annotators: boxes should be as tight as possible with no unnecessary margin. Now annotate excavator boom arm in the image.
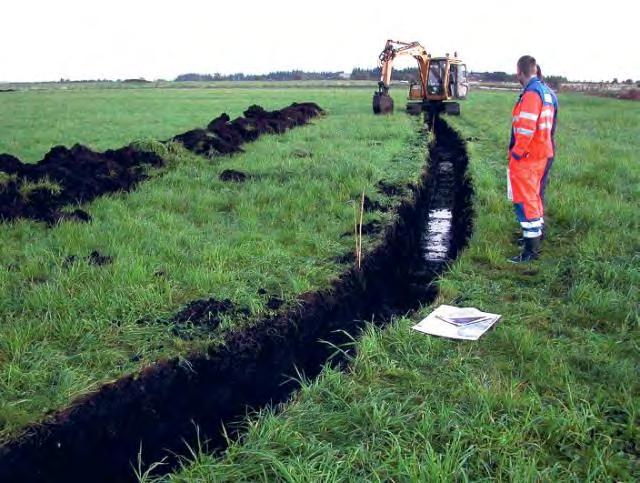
[378,40,429,92]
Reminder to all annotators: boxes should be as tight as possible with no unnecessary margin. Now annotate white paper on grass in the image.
[412,305,501,340]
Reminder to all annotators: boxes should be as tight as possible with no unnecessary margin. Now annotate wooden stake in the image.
[358,189,365,270]
[353,201,358,268]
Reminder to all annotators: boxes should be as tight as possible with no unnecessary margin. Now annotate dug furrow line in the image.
[0,102,323,224]
[0,116,473,483]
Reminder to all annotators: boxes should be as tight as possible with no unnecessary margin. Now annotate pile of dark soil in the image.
[0,146,164,224]
[219,169,248,182]
[377,180,407,197]
[360,220,383,235]
[257,288,285,310]
[172,297,250,331]
[63,251,114,268]
[0,102,323,225]
[265,296,284,310]
[341,220,383,238]
[291,149,313,158]
[88,250,113,266]
[362,195,388,212]
[172,102,324,158]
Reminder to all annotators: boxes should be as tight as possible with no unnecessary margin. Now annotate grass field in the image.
[1,86,638,481]
[0,80,376,95]
[145,92,640,481]
[1,88,370,161]
[0,88,426,439]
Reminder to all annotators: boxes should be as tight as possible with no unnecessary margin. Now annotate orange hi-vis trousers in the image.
[508,156,547,238]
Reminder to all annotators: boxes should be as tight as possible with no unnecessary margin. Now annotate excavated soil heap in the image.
[0,103,323,224]
[219,169,248,182]
[171,297,249,331]
[172,102,324,157]
[0,146,164,224]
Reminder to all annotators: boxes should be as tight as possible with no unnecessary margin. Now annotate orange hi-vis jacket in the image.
[509,77,556,162]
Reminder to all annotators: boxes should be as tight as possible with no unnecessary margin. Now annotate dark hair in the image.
[536,65,543,80]
[517,55,537,77]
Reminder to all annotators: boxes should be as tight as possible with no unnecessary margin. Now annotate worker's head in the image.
[516,55,537,86]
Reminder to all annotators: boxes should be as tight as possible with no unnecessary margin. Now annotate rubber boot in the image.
[509,236,541,263]
[517,228,545,246]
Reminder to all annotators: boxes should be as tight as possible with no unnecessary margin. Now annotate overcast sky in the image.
[1,0,637,82]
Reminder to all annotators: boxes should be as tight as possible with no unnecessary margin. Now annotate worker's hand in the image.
[510,149,527,161]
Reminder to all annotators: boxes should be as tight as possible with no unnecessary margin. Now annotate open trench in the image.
[0,116,474,483]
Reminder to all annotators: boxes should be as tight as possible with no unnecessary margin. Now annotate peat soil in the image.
[63,250,114,268]
[0,146,164,224]
[168,297,251,340]
[218,169,248,182]
[0,103,323,224]
[0,117,473,483]
[171,102,324,158]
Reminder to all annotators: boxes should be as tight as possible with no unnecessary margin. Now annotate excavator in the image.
[372,40,469,116]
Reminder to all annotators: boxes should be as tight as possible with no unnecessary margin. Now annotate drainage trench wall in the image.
[0,117,473,483]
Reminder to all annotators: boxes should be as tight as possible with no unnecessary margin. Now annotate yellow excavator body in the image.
[373,40,469,115]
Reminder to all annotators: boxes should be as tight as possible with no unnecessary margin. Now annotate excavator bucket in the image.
[372,92,394,114]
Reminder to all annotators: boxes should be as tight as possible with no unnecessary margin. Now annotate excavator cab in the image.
[406,58,469,115]
[409,59,469,99]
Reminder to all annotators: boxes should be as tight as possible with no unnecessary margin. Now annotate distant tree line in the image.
[469,71,571,89]
[58,78,151,83]
[349,67,420,81]
[173,68,570,86]
[52,72,634,89]
[59,78,116,83]
[174,68,422,82]
[611,78,637,85]
[468,71,515,83]
[175,70,347,82]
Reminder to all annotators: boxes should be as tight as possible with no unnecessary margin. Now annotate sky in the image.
[1,0,638,83]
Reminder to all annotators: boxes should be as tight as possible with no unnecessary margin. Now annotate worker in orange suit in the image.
[507,55,557,262]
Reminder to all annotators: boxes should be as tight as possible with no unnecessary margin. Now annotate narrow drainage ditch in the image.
[0,116,473,483]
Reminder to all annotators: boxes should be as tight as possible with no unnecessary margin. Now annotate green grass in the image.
[0,80,377,94]
[18,177,63,199]
[0,88,371,161]
[0,88,426,439]
[149,92,640,482]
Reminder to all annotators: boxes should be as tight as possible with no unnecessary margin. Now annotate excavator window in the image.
[449,65,457,97]
[459,65,468,83]
[456,65,469,99]
[427,61,445,95]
